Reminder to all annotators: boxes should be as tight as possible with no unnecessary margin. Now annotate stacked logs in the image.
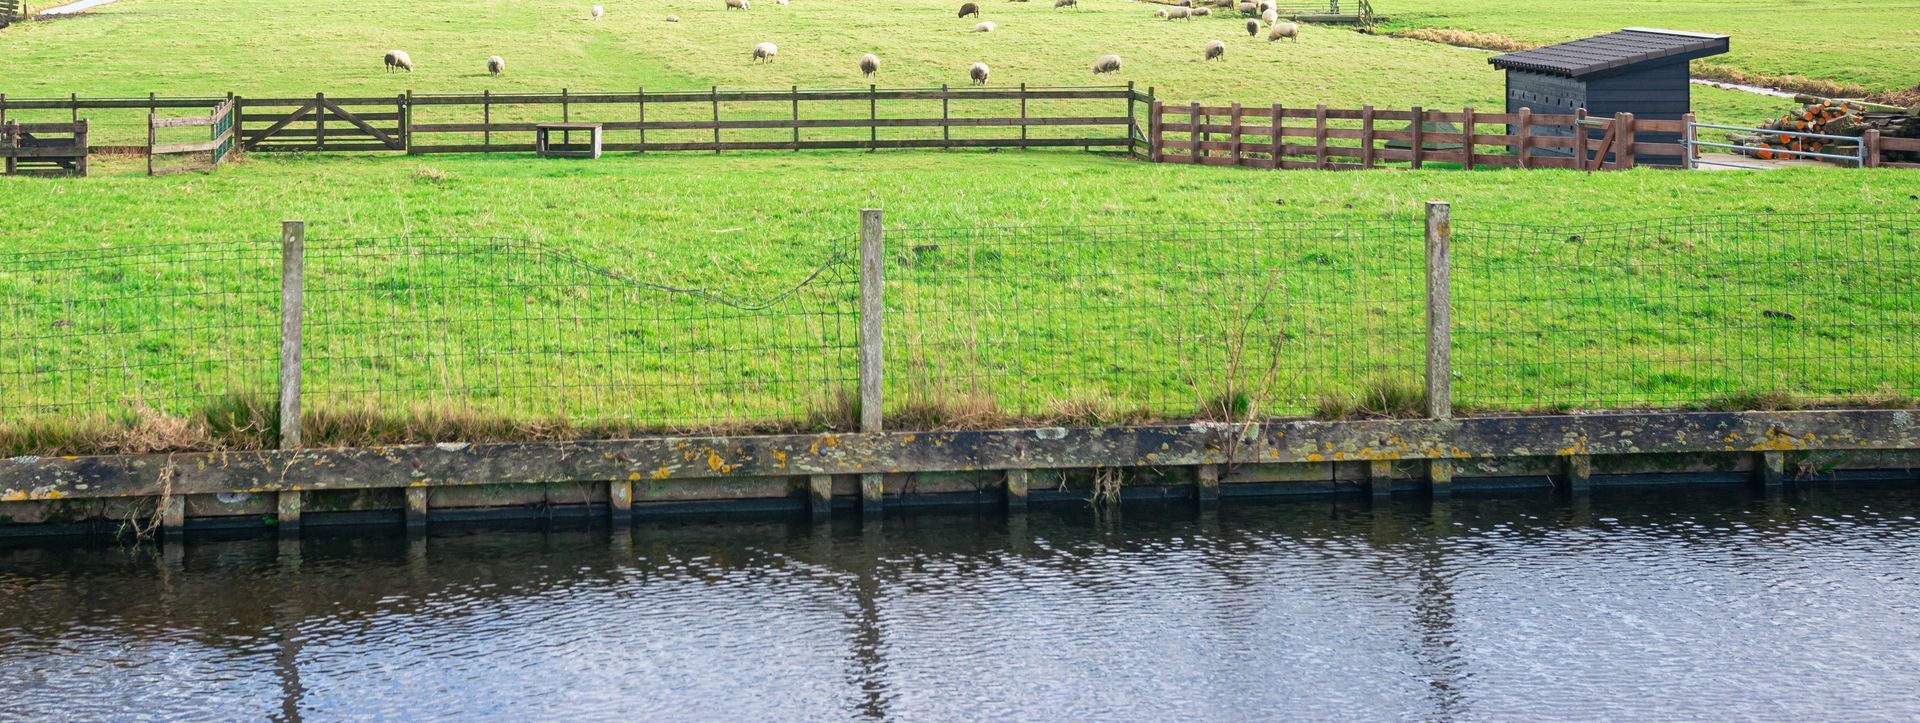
[1733,97,1920,163]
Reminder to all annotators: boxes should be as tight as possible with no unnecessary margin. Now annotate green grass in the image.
[3,0,1919,451]
[1377,0,1920,94]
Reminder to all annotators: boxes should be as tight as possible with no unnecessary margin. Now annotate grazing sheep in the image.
[777,0,789,4]
[1267,21,1297,41]
[1261,7,1277,25]
[974,20,995,31]
[1246,19,1258,36]
[1204,39,1225,61]
[1191,7,1210,15]
[1174,0,1190,5]
[1167,6,1190,19]
[753,42,778,62]
[726,0,749,9]
[958,2,980,17]
[383,50,413,73]
[590,4,603,20]
[969,62,990,85]
[1256,0,1271,12]
[1155,8,1166,17]
[1092,53,1122,74]
[667,13,679,21]
[486,55,505,76]
[859,53,880,77]
[1053,0,1076,8]
[1236,2,1254,13]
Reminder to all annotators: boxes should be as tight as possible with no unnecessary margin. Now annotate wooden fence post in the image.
[1516,107,1532,169]
[1410,105,1424,169]
[1270,102,1283,169]
[1424,201,1451,421]
[1864,128,1882,168]
[869,84,878,153]
[637,86,646,153]
[1313,103,1329,169]
[482,89,491,148]
[859,209,885,519]
[1189,101,1200,164]
[792,85,802,151]
[710,86,720,153]
[146,107,156,177]
[396,92,408,151]
[1682,111,1697,169]
[1126,80,1137,156]
[941,83,951,150]
[1462,106,1476,170]
[1020,83,1029,149]
[1360,104,1375,168]
[1228,101,1242,166]
[1617,112,1635,169]
[278,220,306,536]
[1149,100,1164,162]
[314,92,326,150]
[1574,108,1590,170]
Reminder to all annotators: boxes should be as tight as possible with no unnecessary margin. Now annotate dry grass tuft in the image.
[1392,27,1534,52]
[1691,63,1873,100]
[888,392,1006,430]
[1313,377,1427,420]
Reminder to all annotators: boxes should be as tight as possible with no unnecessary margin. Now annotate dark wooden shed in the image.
[1490,28,1729,165]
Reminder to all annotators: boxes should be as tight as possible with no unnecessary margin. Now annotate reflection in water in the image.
[6,486,1920,720]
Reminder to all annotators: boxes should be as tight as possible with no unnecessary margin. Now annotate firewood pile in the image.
[1730,97,1920,163]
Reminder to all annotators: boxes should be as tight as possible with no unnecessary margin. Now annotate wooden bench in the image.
[535,122,602,159]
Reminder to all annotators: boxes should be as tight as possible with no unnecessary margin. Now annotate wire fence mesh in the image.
[884,220,1426,422]
[299,237,858,433]
[0,242,281,426]
[1451,213,1920,411]
[2,211,1915,450]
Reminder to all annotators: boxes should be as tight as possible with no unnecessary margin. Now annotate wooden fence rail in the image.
[147,99,236,175]
[2,120,87,176]
[1147,100,1691,171]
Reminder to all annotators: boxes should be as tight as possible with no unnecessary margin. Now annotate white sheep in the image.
[666,14,679,21]
[753,42,778,62]
[1261,7,1277,25]
[1167,6,1190,19]
[969,62,990,85]
[590,4,603,20]
[1204,39,1225,61]
[1191,7,1211,15]
[859,53,880,78]
[1053,0,1076,8]
[486,55,505,76]
[975,20,995,31]
[1092,53,1122,75]
[383,50,413,73]
[726,0,750,9]
[1267,21,1298,41]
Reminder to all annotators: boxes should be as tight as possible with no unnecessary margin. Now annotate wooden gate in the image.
[240,93,407,152]
[2,120,88,176]
[0,0,22,29]
[148,99,236,175]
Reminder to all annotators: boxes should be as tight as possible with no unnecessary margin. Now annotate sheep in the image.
[1191,6,1211,15]
[1236,2,1254,13]
[958,2,979,17]
[590,4,603,20]
[1154,8,1166,17]
[974,20,995,31]
[1261,7,1277,25]
[1267,21,1297,41]
[777,0,789,4]
[969,62,990,85]
[383,50,413,73]
[1167,6,1190,19]
[1204,39,1225,61]
[1174,0,1190,5]
[859,53,880,78]
[726,0,749,9]
[753,42,778,62]
[1091,53,1122,74]
[666,13,679,21]
[1053,0,1076,8]
[1256,0,1271,12]
[486,55,505,76]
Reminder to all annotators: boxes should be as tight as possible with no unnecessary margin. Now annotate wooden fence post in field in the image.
[1618,112,1635,169]
[941,84,951,150]
[637,87,647,153]
[482,89,491,148]
[1424,201,1451,421]
[793,85,802,151]
[859,209,886,520]
[1126,81,1137,156]
[710,86,721,153]
[1575,108,1590,169]
[1313,104,1329,169]
[314,93,326,150]
[869,84,878,153]
[1189,101,1201,164]
[1228,101,1243,166]
[1682,111,1697,169]
[1020,83,1030,149]
[1516,107,1532,169]
[1864,128,1882,167]
[278,220,306,535]
[1149,99,1163,162]
[1462,106,1476,170]
[1410,105,1424,169]
[1270,103,1283,168]
[1361,104,1375,168]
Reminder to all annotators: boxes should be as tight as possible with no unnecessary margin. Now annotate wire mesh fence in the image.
[2,211,1916,451]
[299,237,857,433]
[1451,213,1920,411]
[0,241,281,425]
[883,220,1427,422]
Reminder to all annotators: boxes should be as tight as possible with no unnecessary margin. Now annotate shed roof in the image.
[1489,28,1729,79]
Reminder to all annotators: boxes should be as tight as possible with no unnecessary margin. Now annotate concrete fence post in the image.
[277,220,306,535]
[1425,201,1453,501]
[859,209,885,520]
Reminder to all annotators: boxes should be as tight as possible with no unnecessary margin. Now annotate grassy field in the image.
[1378,0,1920,94]
[2,0,1919,451]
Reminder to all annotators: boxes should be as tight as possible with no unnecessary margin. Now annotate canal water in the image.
[6,486,1920,720]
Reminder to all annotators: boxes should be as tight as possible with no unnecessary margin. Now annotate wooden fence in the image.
[1147,101,1691,170]
[0,0,22,29]
[147,99,236,175]
[2,120,87,176]
[402,85,1138,154]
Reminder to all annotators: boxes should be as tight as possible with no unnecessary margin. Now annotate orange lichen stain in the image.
[39,490,66,500]
[902,435,917,443]
[61,456,76,460]
[1555,439,1589,456]
[409,481,429,488]
[652,467,672,480]
[1747,428,1812,452]
[706,451,726,472]
[628,472,643,482]
[773,450,789,469]
[1,490,27,502]
[1267,448,1280,458]
[1306,453,1325,462]
[1145,453,1158,461]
